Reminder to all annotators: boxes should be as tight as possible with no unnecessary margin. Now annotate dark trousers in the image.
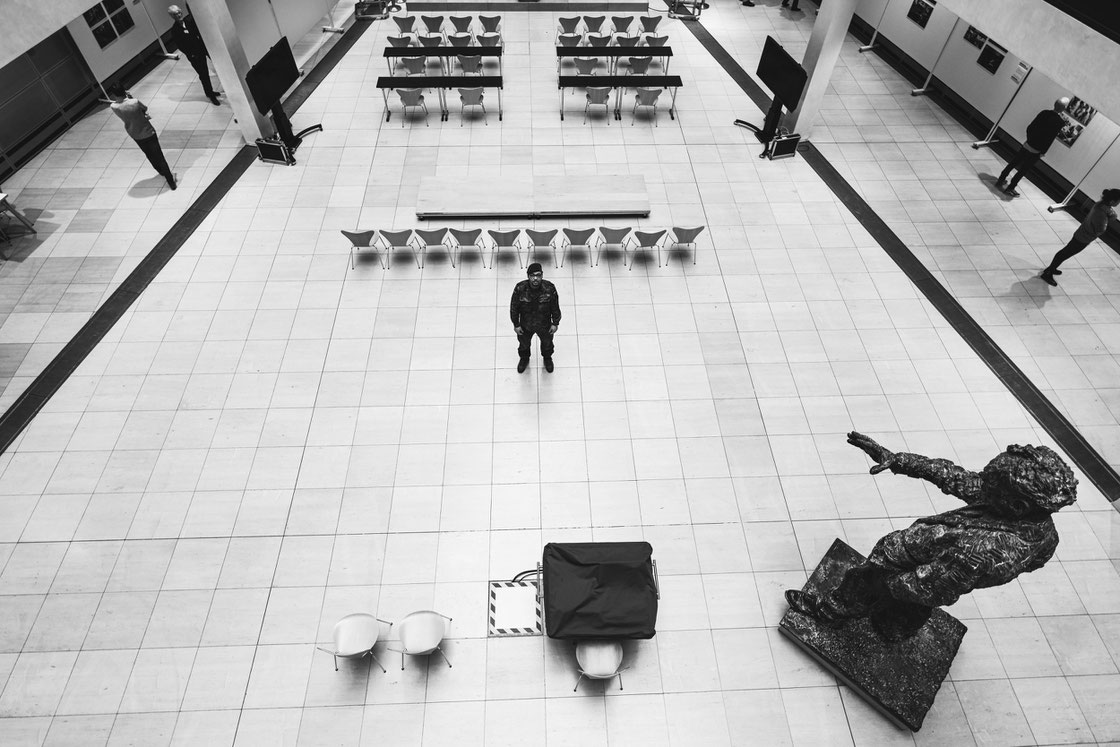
[187,54,216,98]
[998,146,1042,188]
[1045,237,1091,273]
[135,134,173,182]
[518,327,554,359]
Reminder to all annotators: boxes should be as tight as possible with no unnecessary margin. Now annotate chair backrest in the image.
[449,32,472,47]
[333,613,380,655]
[419,34,443,47]
[635,87,662,106]
[381,229,414,247]
[563,228,597,246]
[415,228,448,245]
[574,57,598,75]
[588,33,611,47]
[616,35,640,48]
[599,226,632,244]
[558,33,581,47]
[644,34,668,47]
[458,87,484,104]
[388,35,412,48]
[583,15,605,33]
[459,55,482,73]
[341,229,377,248]
[558,16,581,33]
[420,15,444,33]
[398,88,425,105]
[479,15,501,33]
[639,15,661,33]
[672,226,706,243]
[449,228,483,245]
[393,16,417,33]
[611,16,634,34]
[478,32,501,47]
[575,640,623,678]
[488,229,521,247]
[399,56,426,75]
[634,229,667,247]
[450,15,473,32]
[586,87,612,105]
[525,229,558,246]
[628,56,652,74]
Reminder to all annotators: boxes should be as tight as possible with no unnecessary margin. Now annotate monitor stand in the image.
[734,98,784,143]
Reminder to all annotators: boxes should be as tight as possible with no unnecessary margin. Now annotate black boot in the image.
[517,358,529,373]
[543,357,554,373]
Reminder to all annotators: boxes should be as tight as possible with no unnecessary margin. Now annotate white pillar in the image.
[786,0,859,138]
[186,0,272,144]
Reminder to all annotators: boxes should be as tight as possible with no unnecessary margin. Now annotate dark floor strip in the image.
[0,18,374,456]
[684,20,1120,501]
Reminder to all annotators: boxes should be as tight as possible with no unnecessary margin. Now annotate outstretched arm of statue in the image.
[848,431,982,502]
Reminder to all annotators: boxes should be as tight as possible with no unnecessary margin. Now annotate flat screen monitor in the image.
[246,37,300,115]
[756,36,807,111]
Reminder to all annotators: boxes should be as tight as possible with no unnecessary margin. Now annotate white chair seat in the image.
[334,613,380,656]
[576,640,623,678]
[398,610,450,655]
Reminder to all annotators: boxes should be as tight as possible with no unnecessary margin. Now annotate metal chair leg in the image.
[436,646,452,668]
[401,652,406,670]
[334,655,338,671]
[618,672,624,690]
[573,673,584,692]
[371,653,387,674]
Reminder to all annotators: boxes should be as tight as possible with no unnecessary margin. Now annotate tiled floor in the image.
[1,4,1120,746]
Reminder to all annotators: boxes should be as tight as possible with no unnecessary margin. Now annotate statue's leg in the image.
[869,599,933,642]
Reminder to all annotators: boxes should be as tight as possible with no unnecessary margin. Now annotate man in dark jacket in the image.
[997,97,1068,197]
[510,263,562,373]
[168,5,220,105]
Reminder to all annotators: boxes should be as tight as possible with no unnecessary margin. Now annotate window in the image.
[83,0,135,49]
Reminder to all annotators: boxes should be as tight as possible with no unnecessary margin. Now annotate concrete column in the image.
[185,0,272,143]
[786,0,859,138]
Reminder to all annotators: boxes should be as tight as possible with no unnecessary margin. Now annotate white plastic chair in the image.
[573,640,627,691]
[317,613,392,672]
[391,610,453,669]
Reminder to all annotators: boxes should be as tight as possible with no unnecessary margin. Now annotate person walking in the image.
[168,5,221,105]
[997,98,1068,198]
[106,83,176,190]
[510,263,561,373]
[1040,188,1120,286]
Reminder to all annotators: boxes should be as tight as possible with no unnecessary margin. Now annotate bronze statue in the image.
[786,432,1077,641]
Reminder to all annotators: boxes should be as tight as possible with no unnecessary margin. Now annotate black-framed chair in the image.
[341,229,383,269]
[488,229,525,268]
[525,229,560,267]
[560,228,597,267]
[629,229,666,269]
[596,226,632,265]
[414,228,452,267]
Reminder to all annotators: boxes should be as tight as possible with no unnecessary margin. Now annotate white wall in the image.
[0,0,96,69]
[930,21,1024,123]
[227,0,337,66]
[874,0,956,71]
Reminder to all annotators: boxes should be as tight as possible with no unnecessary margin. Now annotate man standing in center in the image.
[511,263,561,373]
[996,97,1068,198]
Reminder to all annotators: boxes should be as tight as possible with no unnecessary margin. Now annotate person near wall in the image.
[106,83,176,190]
[996,98,1068,198]
[1040,188,1120,286]
[168,5,221,106]
[510,263,562,373]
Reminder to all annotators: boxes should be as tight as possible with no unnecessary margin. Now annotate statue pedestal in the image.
[779,539,967,731]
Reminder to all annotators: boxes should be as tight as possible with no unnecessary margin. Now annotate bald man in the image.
[997,97,1069,197]
[168,5,220,105]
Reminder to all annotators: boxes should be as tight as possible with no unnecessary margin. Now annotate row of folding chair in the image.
[395,54,493,76]
[558,32,668,49]
[393,88,488,127]
[580,86,666,126]
[393,14,501,41]
[558,15,661,38]
[389,32,500,48]
[563,54,665,77]
[342,227,706,270]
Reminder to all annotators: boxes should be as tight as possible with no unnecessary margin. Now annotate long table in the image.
[555,45,674,74]
[557,75,682,121]
[384,45,503,76]
[377,75,504,121]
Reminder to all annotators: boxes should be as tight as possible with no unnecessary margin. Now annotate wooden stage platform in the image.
[415,174,650,218]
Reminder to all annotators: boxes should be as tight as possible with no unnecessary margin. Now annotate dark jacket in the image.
[510,279,561,331]
[1073,201,1116,243]
[1024,110,1065,154]
[171,15,208,60]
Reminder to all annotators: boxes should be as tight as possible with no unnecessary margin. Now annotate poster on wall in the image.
[1065,97,1096,126]
[963,26,987,48]
[976,41,1006,74]
[907,0,936,28]
[1057,120,1084,147]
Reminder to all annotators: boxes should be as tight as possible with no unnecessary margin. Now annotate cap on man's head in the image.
[527,263,543,276]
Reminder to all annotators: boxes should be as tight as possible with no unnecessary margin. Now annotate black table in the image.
[384,45,503,76]
[556,45,674,75]
[377,75,504,121]
[557,75,683,120]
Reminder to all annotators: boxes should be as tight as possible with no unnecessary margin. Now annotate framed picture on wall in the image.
[1066,97,1096,126]
[963,26,987,48]
[1057,119,1084,147]
[976,41,1006,74]
[907,0,936,28]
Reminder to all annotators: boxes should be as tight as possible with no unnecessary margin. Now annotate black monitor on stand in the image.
[735,36,807,147]
[245,37,322,160]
